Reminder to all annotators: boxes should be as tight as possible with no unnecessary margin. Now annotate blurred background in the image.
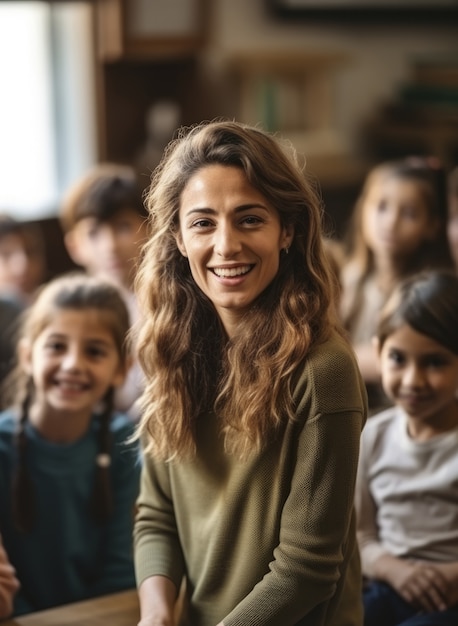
[1,0,457,275]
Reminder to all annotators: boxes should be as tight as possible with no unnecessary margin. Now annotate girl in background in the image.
[356,269,458,626]
[0,272,140,616]
[340,157,452,410]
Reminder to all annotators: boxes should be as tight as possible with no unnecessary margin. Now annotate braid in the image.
[12,378,36,533]
[91,387,114,524]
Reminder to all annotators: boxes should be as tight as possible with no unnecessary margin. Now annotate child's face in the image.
[447,195,458,270]
[65,208,148,289]
[379,323,458,439]
[362,176,437,262]
[0,232,45,299]
[20,308,125,422]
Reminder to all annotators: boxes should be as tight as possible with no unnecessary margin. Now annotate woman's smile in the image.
[177,164,293,336]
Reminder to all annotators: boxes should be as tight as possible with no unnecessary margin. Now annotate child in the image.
[0,213,47,305]
[0,272,140,616]
[355,269,458,626]
[340,157,453,411]
[59,163,148,419]
[447,165,458,272]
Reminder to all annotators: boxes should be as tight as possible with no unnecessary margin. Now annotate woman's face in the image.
[176,164,293,336]
[362,175,437,262]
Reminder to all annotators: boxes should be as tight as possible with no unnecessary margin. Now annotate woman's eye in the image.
[191,219,213,229]
[241,216,262,226]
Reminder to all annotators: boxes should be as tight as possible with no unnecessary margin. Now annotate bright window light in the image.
[0,2,97,220]
[0,3,57,218]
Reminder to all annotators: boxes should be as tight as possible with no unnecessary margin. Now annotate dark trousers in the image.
[363,580,458,626]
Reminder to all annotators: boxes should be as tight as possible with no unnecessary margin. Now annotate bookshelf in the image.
[361,55,458,166]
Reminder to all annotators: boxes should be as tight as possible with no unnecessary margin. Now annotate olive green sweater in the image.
[134,331,367,626]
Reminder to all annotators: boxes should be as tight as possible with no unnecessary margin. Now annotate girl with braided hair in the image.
[0,272,140,616]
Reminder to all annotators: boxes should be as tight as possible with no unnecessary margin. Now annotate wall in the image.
[200,0,458,156]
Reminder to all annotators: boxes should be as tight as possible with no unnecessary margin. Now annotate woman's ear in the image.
[174,232,187,257]
[18,338,33,375]
[282,224,295,250]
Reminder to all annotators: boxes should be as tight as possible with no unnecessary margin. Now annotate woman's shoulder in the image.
[308,329,360,373]
[293,330,367,416]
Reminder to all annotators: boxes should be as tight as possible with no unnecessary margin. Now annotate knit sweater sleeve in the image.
[223,335,367,626]
[134,452,186,591]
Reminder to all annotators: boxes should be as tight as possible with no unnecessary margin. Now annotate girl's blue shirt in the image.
[0,409,141,615]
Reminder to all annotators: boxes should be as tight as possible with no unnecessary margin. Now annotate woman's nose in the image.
[213,224,242,258]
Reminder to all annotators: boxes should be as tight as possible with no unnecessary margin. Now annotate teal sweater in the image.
[134,331,367,626]
[0,410,140,615]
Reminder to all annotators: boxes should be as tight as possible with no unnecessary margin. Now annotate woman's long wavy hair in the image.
[134,120,341,461]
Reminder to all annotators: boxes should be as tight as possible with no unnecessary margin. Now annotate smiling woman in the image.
[132,119,367,626]
[176,164,293,337]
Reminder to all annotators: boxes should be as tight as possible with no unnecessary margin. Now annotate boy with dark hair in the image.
[60,163,148,419]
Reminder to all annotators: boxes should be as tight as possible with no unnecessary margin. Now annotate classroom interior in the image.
[5,0,458,279]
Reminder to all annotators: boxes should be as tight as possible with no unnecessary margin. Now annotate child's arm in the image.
[0,539,20,619]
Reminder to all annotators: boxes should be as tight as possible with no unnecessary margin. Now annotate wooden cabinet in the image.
[93,0,208,175]
[96,0,207,61]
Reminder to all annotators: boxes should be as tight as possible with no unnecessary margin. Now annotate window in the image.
[0,2,97,219]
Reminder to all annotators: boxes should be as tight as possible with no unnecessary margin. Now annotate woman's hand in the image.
[0,541,20,619]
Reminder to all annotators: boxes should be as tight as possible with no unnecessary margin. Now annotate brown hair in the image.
[8,272,131,532]
[377,269,458,354]
[342,157,453,334]
[59,163,147,233]
[134,119,342,461]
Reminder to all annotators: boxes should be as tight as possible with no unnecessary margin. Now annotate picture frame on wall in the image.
[267,0,458,22]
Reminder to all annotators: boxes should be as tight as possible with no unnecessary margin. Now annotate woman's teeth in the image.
[213,265,251,278]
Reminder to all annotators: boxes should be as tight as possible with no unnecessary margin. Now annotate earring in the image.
[284,246,289,255]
